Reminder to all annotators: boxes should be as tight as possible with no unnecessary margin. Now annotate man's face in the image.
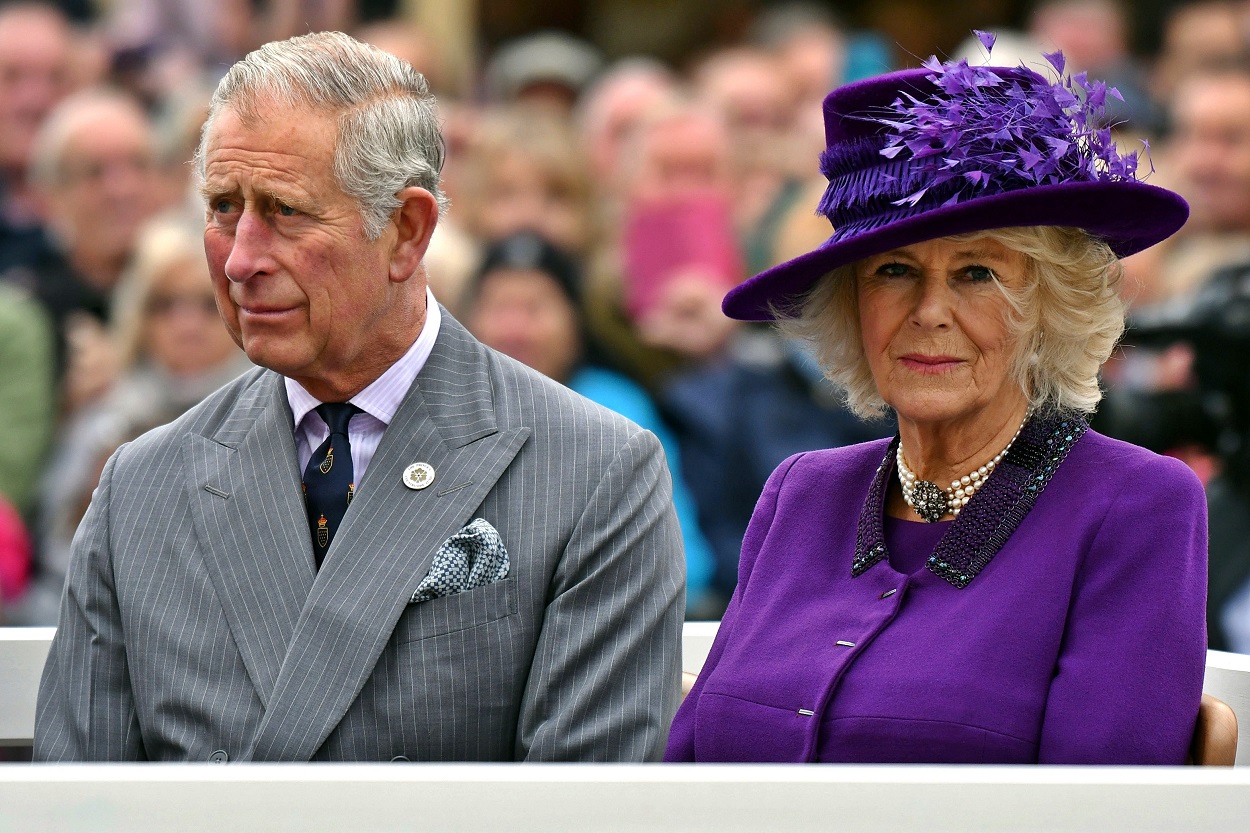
[1169,74,1250,234]
[201,103,414,400]
[0,9,70,173]
[47,106,158,272]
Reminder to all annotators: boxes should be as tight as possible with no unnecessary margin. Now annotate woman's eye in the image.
[877,262,909,278]
[966,265,995,282]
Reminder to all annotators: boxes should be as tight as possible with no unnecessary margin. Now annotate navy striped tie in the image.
[302,403,360,569]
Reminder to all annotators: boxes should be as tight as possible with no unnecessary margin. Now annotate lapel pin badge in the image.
[402,462,435,491]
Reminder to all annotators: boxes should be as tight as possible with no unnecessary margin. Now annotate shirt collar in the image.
[286,287,442,429]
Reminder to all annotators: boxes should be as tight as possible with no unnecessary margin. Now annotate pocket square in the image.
[410,518,510,603]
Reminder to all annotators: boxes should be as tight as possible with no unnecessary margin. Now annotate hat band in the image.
[816,153,1074,242]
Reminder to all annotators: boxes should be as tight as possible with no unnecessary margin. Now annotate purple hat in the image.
[723,40,1189,321]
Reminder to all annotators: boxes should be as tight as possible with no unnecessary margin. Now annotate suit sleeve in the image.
[1037,453,1208,764]
[34,447,146,761]
[515,427,685,761]
[665,453,803,761]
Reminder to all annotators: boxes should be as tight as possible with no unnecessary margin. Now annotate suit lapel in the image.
[184,371,314,709]
[249,315,530,761]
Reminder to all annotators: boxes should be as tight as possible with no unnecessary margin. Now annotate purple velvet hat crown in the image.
[722,33,1189,321]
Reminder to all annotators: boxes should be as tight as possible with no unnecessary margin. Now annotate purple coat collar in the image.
[853,410,1088,588]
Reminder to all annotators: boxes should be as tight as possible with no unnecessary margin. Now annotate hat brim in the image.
[722,178,1189,321]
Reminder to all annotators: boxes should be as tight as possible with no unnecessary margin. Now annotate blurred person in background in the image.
[458,108,599,258]
[3,87,162,414]
[355,18,444,94]
[748,1,847,112]
[463,231,717,616]
[692,45,807,277]
[1098,61,1250,651]
[483,30,603,116]
[105,0,257,103]
[0,2,72,274]
[454,107,600,318]
[612,100,741,368]
[150,81,215,226]
[1156,61,1250,300]
[1028,0,1162,132]
[0,493,35,623]
[578,57,681,196]
[0,282,55,618]
[0,281,55,520]
[1152,0,1248,102]
[105,0,356,102]
[15,219,249,626]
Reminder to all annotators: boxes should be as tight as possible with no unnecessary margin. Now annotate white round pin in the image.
[402,462,435,490]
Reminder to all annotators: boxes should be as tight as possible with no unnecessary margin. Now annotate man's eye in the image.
[212,199,234,214]
[277,203,299,217]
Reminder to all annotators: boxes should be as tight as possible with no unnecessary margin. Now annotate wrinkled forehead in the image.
[198,99,340,179]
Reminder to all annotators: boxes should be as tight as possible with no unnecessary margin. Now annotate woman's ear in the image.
[389,186,440,283]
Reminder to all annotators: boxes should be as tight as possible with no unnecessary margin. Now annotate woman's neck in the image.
[896,395,1031,489]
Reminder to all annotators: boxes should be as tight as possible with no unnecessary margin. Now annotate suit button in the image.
[390,755,410,762]
[208,750,229,763]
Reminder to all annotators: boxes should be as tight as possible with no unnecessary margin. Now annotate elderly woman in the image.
[666,42,1207,765]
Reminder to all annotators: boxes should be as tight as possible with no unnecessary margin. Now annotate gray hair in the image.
[194,31,447,239]
[780,226,1126,418]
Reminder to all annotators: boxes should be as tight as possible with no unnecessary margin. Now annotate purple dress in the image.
[665,414,1208,764]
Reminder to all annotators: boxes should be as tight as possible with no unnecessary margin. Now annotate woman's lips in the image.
[900,354,963,373]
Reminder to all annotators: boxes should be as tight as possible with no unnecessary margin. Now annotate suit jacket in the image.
[667,426,1207,764]
[34,313,685,762]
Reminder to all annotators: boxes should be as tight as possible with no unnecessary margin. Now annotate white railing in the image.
[0,763,1248,832]
[3,625,1250,831]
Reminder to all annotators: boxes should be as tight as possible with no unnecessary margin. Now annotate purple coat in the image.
[666,423,1208,764]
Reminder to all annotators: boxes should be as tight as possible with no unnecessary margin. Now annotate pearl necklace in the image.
[896,415,1027,523]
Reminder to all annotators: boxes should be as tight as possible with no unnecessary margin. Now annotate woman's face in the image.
[855,236,1029,430]
[142,255,240,376]
[476,152,588,252]
[466,267,581,383]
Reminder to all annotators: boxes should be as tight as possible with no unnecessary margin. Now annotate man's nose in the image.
[223,210,274,282]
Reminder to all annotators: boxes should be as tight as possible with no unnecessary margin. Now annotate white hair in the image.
[194,31,447,239]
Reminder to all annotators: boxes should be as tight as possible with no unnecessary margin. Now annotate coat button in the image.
[208,750,229,763]
[390,755,411,762]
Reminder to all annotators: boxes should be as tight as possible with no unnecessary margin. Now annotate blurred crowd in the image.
[4,0,1250,644]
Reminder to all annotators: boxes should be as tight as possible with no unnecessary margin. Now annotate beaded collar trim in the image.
[851,409,1088,588]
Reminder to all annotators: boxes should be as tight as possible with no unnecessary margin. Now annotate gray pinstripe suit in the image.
[34,313,685,762]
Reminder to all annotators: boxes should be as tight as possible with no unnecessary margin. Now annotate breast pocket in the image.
[392,576,519,643]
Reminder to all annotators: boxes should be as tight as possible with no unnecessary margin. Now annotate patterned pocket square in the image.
[410,518,510,603]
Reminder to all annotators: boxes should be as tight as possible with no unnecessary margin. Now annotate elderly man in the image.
[0,2,71,274]
[3,88,160,412]
[35,32,684,763]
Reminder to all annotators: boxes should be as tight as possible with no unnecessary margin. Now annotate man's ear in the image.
[388,186,440,283]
